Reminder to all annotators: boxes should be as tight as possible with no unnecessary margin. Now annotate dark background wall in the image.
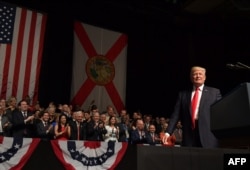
[3,0,250,117]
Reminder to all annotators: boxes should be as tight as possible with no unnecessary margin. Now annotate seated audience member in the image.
[130,119,147,144]
[86,112,107,141]
[145,124,161,145]
[104,116,119,142]
[54,114,71,140]
[37,111,53,140]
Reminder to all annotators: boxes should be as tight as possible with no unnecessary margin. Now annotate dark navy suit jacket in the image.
[166,85,221,148]
[12,110,35,138]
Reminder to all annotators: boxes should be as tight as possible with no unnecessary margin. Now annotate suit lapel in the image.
[199,86,208,111]
[186,90,192,117]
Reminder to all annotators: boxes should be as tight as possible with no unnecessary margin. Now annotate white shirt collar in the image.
[193,84,204,91]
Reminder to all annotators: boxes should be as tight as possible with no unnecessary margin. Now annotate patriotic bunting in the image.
[51,140,128,170]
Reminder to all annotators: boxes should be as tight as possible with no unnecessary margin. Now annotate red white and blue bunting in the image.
[51,140,128,170]
[0,137,40,170]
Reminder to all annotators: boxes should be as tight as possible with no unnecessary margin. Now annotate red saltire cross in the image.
[71,22,127,112]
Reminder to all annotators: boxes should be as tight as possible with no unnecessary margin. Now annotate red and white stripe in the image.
[0,5,47,104]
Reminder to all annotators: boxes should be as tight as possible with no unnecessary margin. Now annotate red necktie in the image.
[191,87,199,129]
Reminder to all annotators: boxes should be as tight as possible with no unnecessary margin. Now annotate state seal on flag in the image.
[86,55,115,86]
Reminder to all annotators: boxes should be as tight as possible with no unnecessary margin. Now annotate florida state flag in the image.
[70,21,127,113]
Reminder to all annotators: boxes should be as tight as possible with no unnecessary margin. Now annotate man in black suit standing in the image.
[12,99,35,138]
[86,112,107,141]
[130,119,147,144]
[145,124,161,145]
[69,110,86,140]
[162,66,222,148]
[37,111,53,140]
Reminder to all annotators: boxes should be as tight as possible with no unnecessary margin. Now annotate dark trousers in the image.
[192,120,202,147]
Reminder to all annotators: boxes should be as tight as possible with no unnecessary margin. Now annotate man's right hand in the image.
[162,133,170,145]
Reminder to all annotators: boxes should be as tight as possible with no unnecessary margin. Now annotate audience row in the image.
[0,97,183,145]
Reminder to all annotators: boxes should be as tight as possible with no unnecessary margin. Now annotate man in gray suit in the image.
[162,66,221,148]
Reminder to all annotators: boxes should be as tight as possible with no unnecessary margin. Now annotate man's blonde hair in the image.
[190,66,206,75]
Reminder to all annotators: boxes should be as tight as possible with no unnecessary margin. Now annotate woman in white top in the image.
[104,116,119,142]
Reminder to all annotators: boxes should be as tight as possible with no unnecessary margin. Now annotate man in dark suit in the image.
[12,99,35,138]
[37,111,53,140]
[162,66,222,148]
[145,124,161,145]
[86,112,107,141]
[130,119,147,144]
[69,110,86,140]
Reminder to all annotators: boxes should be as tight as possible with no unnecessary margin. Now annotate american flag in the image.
[0,2,47,104]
